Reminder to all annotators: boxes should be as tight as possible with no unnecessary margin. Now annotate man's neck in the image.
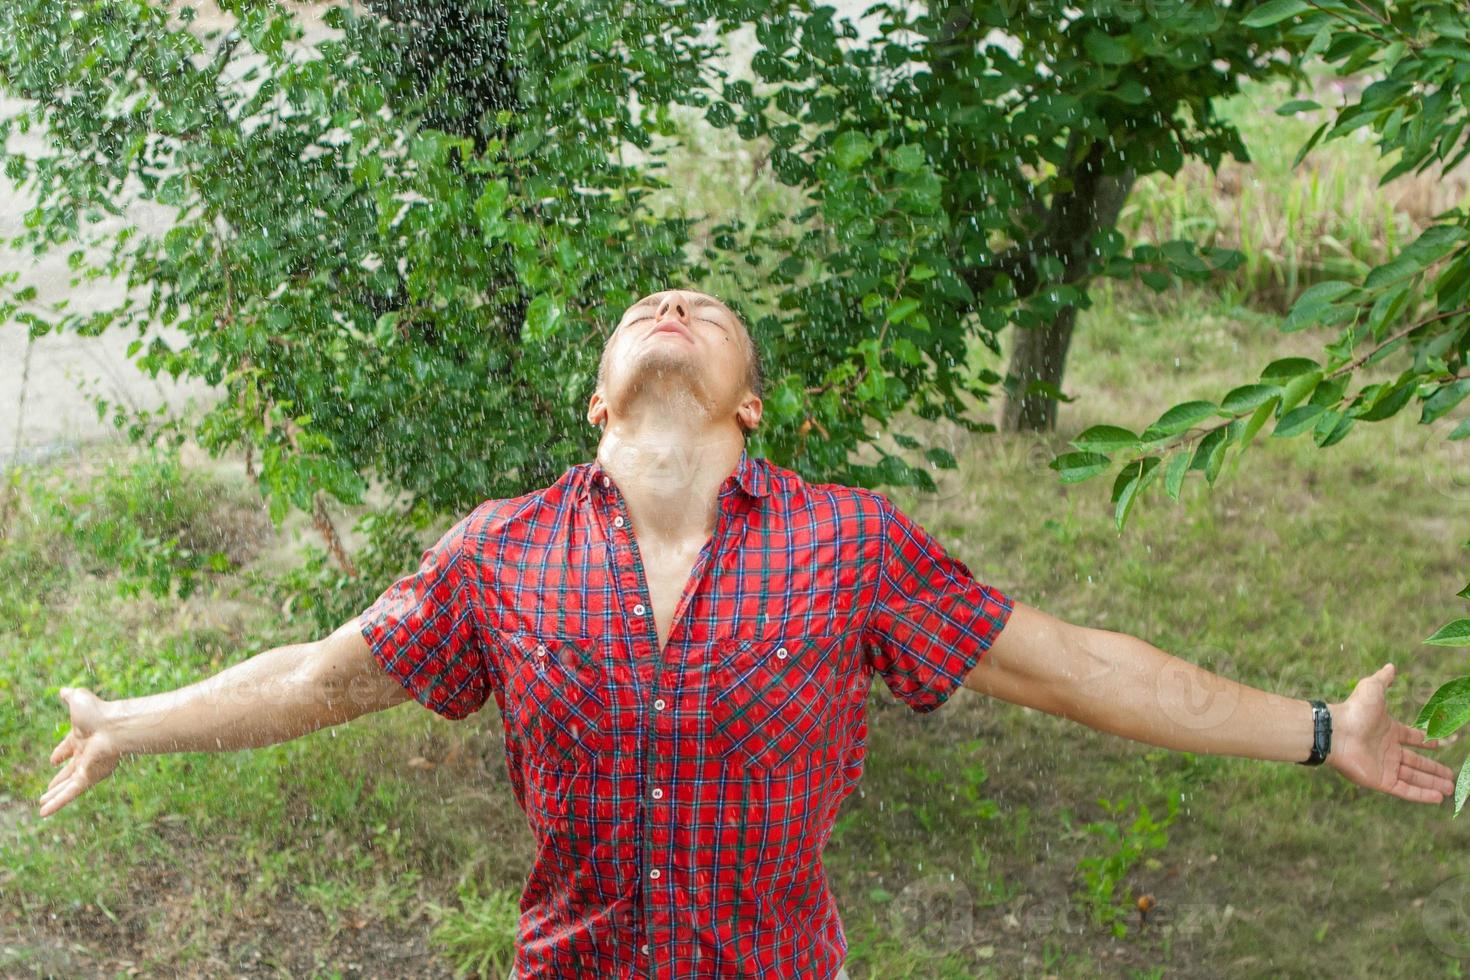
[596,419,745,544]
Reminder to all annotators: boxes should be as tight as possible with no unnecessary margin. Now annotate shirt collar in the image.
[579,446,770,503]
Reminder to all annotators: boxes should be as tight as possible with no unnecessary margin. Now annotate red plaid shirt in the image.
[359,448,1014,978]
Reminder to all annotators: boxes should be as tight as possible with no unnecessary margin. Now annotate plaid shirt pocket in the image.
[709,633,839,773]
[498,630,608,766]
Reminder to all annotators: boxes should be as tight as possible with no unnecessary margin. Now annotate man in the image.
[41,288,1455,979]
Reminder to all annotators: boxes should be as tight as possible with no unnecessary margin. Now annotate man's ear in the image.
[587,390,608,428]
[736,393,762,434]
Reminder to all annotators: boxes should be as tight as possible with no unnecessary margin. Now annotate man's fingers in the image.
[1398,721,1451,750]
[49,733,75,766]
[38,777,84,819]
[38,776,70,812]
[1402,748,1457,786]
[46,757,78,793]
[38,764,83,808]
[39,757,92,805]
[1399,758,1455,795]
[1397,782,1445,805]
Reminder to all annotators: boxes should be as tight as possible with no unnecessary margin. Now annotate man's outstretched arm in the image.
[38,617,407,818]
[963,601,1456,805]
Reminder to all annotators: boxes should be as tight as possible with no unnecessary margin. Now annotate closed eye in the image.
[625,316,728,333]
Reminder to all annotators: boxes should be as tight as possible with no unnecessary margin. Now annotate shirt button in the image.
[641,943,650,955]
[602,476,611,487]
[653,698,666,711]
[535,644,547,657]
[613,515,625,528]
[649,868,661,880]
[651,787,664,799]
[776,646,789,659]
[633,603,646,616]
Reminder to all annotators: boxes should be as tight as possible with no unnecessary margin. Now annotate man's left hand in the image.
[1329,663,1457,805]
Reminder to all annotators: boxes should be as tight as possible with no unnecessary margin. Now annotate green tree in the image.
[0,0,713,595]
[699,0,1299,441]
[1055,0,1470,810]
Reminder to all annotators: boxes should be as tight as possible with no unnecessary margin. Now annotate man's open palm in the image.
[39,687,120,818]
[1329,664,1457,804]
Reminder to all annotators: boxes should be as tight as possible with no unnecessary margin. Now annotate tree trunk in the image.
[1002,305,1079,432]
[1001,158,1136,432]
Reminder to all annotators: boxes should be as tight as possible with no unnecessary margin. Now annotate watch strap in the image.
[1299,698,1332,766]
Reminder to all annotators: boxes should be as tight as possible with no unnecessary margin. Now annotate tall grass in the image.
[1122,77,1470,310]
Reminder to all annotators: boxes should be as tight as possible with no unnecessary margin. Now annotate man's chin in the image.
[617,354,717,416]
[627,350,705,389]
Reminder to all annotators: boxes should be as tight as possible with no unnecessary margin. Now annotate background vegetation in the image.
[3,0,1470,976]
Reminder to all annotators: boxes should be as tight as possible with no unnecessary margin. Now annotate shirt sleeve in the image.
[864,493,1015,713]
[357,510,492,721]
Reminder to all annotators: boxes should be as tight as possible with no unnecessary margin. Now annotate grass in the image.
[1120,74,1470,311]
[5,282,1469,976]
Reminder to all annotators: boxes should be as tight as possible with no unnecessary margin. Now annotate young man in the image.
[42,288,1455,979]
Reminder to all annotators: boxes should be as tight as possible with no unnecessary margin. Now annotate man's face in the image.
[591,288,758,431]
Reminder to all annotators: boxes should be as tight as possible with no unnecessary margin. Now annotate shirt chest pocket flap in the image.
[497,629,608,764]
[709,631,842,772]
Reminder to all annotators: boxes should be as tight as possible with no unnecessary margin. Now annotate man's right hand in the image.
[36,619,414,819]
[40,687,123,818]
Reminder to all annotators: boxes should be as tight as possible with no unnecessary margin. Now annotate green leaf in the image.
[1203,430,1231,484]
[1415,676,1470,738]
[1355,379,1416,421]
[888,143,925,174]
[831,131,875,170]
[1142,401,1218,439]
[1312,410,1353,448]
[1241,0,1309,27]
[1421,379,1470,424]
[523,293,561,340]
[1292,121,1329,169]
[1051,451,1112,484]
[706,102,735,129]
[1112,457,1161,532]
[1273,404,1325,437]
[1083,30,1134,66]
[886,298,921,324]
[1426,619,1470,646]
[1163,450,1190,502]
[1023,380,1077,403]
[1071,425,1140,455]
[1260,357,1321,383]
[1456,755,1470,816]
[1221,384,1281,415]
[1284,281,1354,332]
[1278,370,1323,415]
[925,446,957,468]
[1275,99,1321,115]
[1238,395,1280,453]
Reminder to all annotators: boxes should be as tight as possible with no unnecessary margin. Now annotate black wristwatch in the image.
[1299,699,1332,766]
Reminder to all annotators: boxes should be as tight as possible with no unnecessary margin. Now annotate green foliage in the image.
[247,496,445,634]
[427,879,521,980]
[15,448,239,603]
[0,0,1313,527]
[0,0,707,519]
[699,0,1301,473]
[1070,792,1180,939]
[1060,2,1470,810]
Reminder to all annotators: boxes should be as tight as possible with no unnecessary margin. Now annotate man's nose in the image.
[655,293,691,323]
